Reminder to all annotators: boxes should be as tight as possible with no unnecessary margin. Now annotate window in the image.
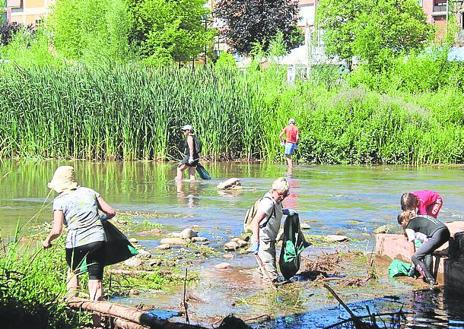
[298,4,315,26]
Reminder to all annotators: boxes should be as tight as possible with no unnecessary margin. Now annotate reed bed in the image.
[0,63,463,164]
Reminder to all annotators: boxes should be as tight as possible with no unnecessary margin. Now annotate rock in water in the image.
[326,235,349,243]
[374,224,395,234]
[217,178,241,190]
[224,241,239,251]
[215,262,231,269]
[160,237,188,246]
[124,257,142,268]
[180,228,198,239]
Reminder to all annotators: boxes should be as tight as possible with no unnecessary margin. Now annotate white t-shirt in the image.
[258,192,283,242]
[405,229,428,243]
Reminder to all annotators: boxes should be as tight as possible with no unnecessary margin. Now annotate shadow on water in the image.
[253,288,464,329]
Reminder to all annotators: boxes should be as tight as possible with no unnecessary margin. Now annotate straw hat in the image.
[48,166,78,193]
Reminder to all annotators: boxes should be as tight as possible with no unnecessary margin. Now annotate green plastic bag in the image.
[279,214,310,280]
[388,259,411,278]
[196,163,211,180]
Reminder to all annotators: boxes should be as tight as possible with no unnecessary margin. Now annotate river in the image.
[1,161,464,328]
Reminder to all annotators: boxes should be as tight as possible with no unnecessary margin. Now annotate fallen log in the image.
[67,297,206,329]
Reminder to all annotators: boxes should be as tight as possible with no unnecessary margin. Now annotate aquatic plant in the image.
[0,62,463,164]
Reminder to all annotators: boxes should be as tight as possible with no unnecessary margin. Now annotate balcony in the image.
[432,4,447,14]
[6,0,22,9]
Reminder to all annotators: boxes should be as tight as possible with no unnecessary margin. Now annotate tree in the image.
[128,0,215,65]
[317,0,433,71]
[1,22,24,46]
[48,0,131,62]
[214,0,303,55]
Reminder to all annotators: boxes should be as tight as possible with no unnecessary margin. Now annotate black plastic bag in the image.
[103,221,138,266]
[196,163,211,180]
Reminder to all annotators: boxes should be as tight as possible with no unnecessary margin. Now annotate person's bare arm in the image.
[187,135,194,159]
[279,128,286,143]
[97,196,116,219]
[252,209,267,243]
[43,211,64,248]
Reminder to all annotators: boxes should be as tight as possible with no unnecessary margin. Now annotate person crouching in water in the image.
[176,124,199,182]
[250,177,295,283]
[397,210,449,285]
[43,166,116,327]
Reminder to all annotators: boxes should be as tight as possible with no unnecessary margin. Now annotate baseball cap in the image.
[181,124,193,131]
[288,118,296,124]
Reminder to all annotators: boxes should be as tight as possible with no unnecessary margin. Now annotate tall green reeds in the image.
[0,63,463,164]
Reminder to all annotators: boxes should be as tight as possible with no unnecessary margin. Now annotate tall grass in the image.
[0,229,87,329]
[0,62,463,164]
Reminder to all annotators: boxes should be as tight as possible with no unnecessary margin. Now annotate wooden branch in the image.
[67,297,206,329]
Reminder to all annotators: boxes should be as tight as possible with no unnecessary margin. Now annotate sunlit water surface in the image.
[1,161,463,328]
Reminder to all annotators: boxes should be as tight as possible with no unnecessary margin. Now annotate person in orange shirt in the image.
[279,118,299,169]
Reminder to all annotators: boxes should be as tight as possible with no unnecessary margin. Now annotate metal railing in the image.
[433,4,447,12]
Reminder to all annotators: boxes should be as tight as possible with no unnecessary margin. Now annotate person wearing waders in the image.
[249,177,296,283]
[397,210,450,286]
[43,166,116,328]
[176,124,200,182]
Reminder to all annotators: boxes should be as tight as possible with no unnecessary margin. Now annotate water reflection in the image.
[254,288,464,329]
[176,180,201,208]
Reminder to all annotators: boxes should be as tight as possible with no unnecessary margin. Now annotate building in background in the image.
[420,0,464,41]
[4,0,55,26]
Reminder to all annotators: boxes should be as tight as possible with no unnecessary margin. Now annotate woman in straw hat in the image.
[43,166,116,327]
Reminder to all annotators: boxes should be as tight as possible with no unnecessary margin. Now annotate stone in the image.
[224,241,239,251]
[191,237,208,243]
[124,257,142,268]
[172,228,198,239]
[160,237,188,246]
[374,224,395,234]
[235,239,248,248]
[326,235,349,243]
[129,238,138,244]
[215,262,231,269]
[223,253,234,259]
[136,249,151,259]
[300,223,311,230]
[129,289,140,296]
[217,178,241,190]
[157,244,171,250]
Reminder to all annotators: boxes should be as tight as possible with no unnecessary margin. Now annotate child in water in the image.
[397,210,450,285]
[401,190,443,218]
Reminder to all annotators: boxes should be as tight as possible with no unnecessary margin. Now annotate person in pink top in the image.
[279,118,299,170]
[401,190,443,218]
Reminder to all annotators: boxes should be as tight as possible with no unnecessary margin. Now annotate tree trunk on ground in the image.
[67,297,206,329]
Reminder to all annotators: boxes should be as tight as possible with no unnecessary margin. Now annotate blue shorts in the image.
[284,143,297,156]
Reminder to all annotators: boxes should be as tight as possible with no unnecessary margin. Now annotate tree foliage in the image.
[48,0,131,63]
[215,0,303,55]
[317,0,433,71]
[1,22,26,46]
[128,0,215,65]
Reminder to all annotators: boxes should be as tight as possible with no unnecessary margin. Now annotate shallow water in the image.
[1,161,464,327]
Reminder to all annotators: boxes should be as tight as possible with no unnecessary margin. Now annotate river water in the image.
[1,161,464,328]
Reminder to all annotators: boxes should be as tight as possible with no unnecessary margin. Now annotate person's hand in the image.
[250,241,259,254]
[283,208,296,216]
[99,213,109,222]
[42,239,51,249]
[188,157,194,164]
